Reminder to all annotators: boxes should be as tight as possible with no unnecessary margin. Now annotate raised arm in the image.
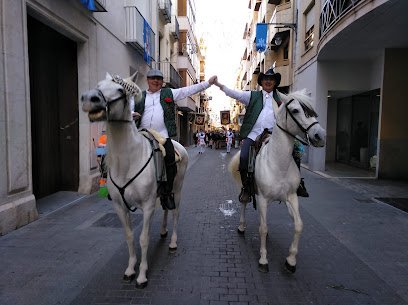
[214,77,251,106]
[172,75,217,101]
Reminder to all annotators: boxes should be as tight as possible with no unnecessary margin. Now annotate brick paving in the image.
[69,148,407,305]
[1,147,407,305]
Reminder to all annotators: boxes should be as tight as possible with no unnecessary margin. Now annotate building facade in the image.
[0,0,205,235]
[293,0,408,178]
[236,0,408,180]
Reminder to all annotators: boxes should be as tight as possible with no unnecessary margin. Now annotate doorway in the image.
[27,15,79,199]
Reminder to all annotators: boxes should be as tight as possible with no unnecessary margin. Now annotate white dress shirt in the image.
[221,86,276,141]
[139,81,210,138]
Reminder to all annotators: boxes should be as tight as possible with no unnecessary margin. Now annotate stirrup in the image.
[160,193,175,210]
[239,187,250,203]
[297,179,309,197]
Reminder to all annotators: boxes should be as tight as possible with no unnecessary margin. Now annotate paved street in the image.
[1,146,407,305]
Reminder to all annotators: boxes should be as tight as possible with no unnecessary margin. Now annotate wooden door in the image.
[27,15,79,199]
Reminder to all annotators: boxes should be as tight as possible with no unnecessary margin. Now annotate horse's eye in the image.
[292,109,299,114]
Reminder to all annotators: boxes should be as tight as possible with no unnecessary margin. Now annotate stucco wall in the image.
[379,48,408,179]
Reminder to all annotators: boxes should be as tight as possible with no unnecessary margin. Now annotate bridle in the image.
[96,74,141,123]
[276,99,319,146]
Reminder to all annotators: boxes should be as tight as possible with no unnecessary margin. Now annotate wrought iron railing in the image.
[170,15,180,40]
[320,0,361,37]
[159,0,172,24]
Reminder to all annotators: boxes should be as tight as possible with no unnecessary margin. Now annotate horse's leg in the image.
[160,207,169,238]
[257,196,269,272]
[284,193,303,273]
[238,202,247,234]
[136,203,155,288]
[168,190,181,252]
[112,201,137,281]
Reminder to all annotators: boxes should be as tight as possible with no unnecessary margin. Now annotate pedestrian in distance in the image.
[214,68,309,202]
[226,128,234,153]
[197,128,206,154]
[133,69,217,209]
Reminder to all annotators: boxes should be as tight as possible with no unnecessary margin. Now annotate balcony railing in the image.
[124,2,155,64]
[320,0,362,37]
[158,62,182,88]
[170,15,180,40]
[159,0,172,24]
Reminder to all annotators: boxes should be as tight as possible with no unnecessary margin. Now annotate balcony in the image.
[177,97,196,112]
[158,62,182,88]
[124,1,155,63]
[79,0,107,12]
[320,0,362,37]
[170,15,180,40]
[159,0,172,24]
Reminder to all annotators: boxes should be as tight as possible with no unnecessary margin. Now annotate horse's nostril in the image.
[80,95,84,102]
[315,134,321,141]
[90,96,100,103]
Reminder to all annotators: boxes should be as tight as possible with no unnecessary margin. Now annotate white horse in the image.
[229,89,326,273]
[81,73,189,288]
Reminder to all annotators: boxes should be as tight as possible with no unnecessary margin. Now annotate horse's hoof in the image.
[123,274,135,283]
[135,280,148,289]
[160,231,168,238]
[258,263,269,273]
[285,260,296,273]
[237,228,245,235]
[169,246,177,253]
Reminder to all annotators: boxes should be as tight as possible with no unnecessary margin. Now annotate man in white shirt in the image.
[197,129,206,154]
[214,68,282,203]
[134,69,216,209]
[226,128,234,153]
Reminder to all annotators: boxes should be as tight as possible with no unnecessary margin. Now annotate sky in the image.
[195,0,249,115]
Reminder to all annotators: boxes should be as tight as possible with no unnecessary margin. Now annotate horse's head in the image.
[81,72,142,122]
[277,89,326,147]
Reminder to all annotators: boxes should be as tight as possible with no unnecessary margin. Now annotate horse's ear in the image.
[106,72,113,80]
[129,71,138,83]
[299,88,310,96]
[276,90,288,103]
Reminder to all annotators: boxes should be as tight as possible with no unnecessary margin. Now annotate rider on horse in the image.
[134,69,217,209]
[214,68,309,203]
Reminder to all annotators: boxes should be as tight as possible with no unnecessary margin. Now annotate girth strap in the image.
[109,149,154,212]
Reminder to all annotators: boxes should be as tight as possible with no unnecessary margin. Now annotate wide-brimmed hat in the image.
[146,69,163,79]
[257,68,281,87]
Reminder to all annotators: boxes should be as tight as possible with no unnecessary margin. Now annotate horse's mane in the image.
[283,89,318,118]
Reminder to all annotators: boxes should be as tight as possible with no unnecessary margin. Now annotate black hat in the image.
[257,68,281,87]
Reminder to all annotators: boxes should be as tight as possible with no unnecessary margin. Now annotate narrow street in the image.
[1,147,407,305]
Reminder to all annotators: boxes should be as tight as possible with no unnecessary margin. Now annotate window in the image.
[304,25,314,51]
[304,2,315,51]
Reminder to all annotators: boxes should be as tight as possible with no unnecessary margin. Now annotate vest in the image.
[239,90,282,139]
[134,88,177,137]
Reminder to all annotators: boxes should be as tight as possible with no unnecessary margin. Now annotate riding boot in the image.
[297,178,309,197]
[239,170,251,203]
[160,139,177,210]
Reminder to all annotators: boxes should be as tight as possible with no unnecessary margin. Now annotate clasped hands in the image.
[207,75,224,90]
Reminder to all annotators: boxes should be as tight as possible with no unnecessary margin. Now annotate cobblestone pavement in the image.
[1,147,407,305]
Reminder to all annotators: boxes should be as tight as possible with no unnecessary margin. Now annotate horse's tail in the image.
[228,151,242,187]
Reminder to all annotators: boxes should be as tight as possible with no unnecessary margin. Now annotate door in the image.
[27,15,79,199]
